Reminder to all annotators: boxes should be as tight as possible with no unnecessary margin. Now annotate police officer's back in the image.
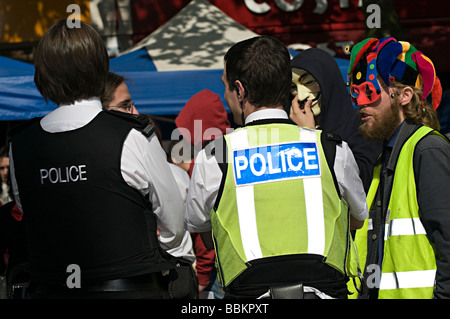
[9,20,185,299]
[184,36,368,299]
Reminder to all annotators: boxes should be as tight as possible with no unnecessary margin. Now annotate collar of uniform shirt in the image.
[244,108,288,125]
[40,97,103,133]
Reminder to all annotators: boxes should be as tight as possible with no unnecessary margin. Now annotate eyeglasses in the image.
[108,101,135,113]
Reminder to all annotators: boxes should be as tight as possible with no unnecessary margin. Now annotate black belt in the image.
[83,273,168,292]
[30,272,168,294]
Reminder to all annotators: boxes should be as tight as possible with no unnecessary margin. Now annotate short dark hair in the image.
[101,72,126,107]
[224,36,291,108]
[0,144,9,159]
[34,19,109,105]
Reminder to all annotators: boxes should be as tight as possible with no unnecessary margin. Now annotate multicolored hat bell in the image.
[347,37,442,111]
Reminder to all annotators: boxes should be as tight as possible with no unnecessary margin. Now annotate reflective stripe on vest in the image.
[212,124,351,287]
[349,126,442,299]
[384,217,427,240]
[229,127,326,261]
[380,269,437,290]
[230,129,263,261]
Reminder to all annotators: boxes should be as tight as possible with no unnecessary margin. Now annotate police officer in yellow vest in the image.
[346,37,450,299]
[184,36,369,299]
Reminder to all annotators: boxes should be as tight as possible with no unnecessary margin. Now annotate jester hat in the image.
[347,37,442,110]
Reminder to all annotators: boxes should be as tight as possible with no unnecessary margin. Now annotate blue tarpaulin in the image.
[109,47,226,116]
[1,49,447,135]
[0,0,353,121]
[0,56,57,120]
[110,48,352,116]
[0,52,351,121]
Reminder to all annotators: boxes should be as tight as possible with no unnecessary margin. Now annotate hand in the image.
[289,94,316,129]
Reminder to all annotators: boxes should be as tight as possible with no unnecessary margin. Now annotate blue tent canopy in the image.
[110,47,226,116]
[0,52,350,121]
[110,47,351,116]
[0,56,57,121]
[0,55,34,76]
[0,0,352,121]
[110,47,157,72]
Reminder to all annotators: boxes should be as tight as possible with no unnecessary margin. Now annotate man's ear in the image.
[399,86,414,106]
[234,81,245,101]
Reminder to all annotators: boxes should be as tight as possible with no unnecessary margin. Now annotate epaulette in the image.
[322,131,342,144]
[320,131,342,198]
[105,110,155,138]
[208,136,228,212]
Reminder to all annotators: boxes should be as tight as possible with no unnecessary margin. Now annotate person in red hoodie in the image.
[174,89,230,299]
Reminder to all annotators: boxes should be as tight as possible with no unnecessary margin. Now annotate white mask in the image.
[291,68,322,116]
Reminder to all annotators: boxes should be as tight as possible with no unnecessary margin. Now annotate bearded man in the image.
[347,37,450,299]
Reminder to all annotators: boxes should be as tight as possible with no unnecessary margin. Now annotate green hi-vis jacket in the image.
[349,126,443,299]
[210,123,360,287]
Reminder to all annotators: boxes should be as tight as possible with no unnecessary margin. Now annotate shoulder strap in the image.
[320,131,342,198]
[105,110,155,138]
[206,136,228,211]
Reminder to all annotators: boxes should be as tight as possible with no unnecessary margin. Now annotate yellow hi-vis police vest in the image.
[348,126,441,299]
[211,123,360,287]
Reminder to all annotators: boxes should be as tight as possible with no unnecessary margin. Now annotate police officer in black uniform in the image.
[9,19,187,299]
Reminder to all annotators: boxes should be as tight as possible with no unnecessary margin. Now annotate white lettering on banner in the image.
[233,142,321,187]
[244,0,271,14]
[275,0,304,12]
[244,0,363,57]
[245,0,362,15]
[40,165,88,185]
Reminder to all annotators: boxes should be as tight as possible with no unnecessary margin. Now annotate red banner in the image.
[129,0,450,73]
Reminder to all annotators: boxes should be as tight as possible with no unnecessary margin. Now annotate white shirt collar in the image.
[58,97,103,108]
[245,108,288,125]
[40,97,103,133]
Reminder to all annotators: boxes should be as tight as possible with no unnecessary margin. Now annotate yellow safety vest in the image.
[349,126,442,299]
[211,123,360,287]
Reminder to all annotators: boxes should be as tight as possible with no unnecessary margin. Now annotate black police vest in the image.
[11,111,175,285]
